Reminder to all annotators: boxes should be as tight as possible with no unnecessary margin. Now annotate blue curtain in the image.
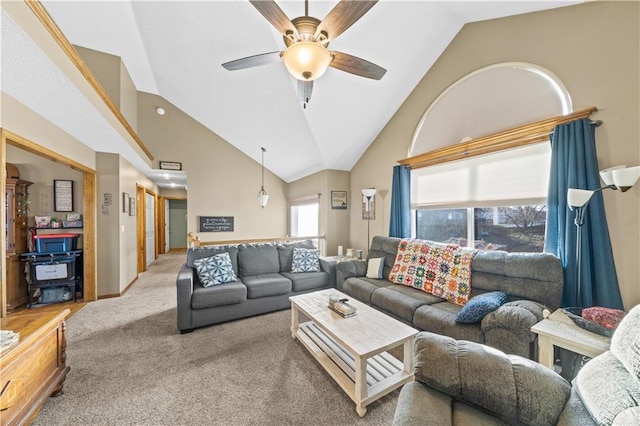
[544,118,623,309]
[389,165,411,238]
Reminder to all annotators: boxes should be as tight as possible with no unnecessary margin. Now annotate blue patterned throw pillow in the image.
[193,252,238,287]
[455,291,508,324]
[291,247,321,273]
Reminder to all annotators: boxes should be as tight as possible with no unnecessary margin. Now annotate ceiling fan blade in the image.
[222,51,282,71]
[330,51,386,80]
[249,0,298,38]
[297,80,313,109]
[315,0,378,41]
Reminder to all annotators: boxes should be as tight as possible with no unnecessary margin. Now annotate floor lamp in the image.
[362,188,376,251]
[567,165,640,306]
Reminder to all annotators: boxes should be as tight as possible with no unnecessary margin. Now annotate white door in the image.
[164,200,170,253]
[145,192,155,267]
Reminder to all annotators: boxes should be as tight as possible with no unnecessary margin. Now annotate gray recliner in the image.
[393,304,640,426]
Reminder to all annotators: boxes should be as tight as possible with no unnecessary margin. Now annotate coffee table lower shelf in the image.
[295,321,413,416]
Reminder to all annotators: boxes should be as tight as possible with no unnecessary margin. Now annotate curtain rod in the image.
[399,106,598,170]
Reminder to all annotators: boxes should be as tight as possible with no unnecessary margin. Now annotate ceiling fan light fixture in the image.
[282,41,332,81]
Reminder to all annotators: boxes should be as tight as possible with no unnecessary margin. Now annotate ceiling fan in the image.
[222,0,386,108]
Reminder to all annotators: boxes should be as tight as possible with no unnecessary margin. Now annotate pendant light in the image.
[257,147,269,208]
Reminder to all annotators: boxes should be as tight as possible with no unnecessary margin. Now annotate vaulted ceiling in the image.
[38,1,579,183]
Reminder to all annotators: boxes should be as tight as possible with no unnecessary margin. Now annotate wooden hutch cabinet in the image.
[5,173,32,312]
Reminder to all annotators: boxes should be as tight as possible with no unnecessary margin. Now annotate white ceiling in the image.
[39,0,580,184]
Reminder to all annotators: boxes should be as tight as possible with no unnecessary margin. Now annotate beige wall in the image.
[96,152,157,297]
[76,46,138,132]
[96,152,120,296]
[349,2,640,308]
[1,93,96,169]
[119,61,138,132]
[6,145,84,230]
[288,169,350,255]
[76,46,121,107]
[137,92,288,242]
[160,188,187,198]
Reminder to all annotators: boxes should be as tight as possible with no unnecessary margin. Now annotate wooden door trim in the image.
[136,185,145,273]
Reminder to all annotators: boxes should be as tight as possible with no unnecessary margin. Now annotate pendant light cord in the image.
[261,147,266,190]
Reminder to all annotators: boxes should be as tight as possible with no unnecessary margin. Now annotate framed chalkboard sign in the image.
[199,216,234,232]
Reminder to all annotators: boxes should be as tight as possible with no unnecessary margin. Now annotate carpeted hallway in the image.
[33,253,398,425]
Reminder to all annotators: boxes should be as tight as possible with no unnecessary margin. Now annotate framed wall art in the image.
[129,197,136,216]
[54,180,74,212]
[122,193,130,213]
[331,191,347,209]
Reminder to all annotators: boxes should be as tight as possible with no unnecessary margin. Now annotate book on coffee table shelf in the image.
[329,301,357,318]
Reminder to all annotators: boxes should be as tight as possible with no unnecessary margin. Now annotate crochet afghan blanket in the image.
[389,238,478,306]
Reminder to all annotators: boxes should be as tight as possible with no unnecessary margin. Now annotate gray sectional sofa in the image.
[336,236,563,359]
[176,240,335,333]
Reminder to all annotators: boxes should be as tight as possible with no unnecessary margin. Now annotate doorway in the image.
[168,199,187,250]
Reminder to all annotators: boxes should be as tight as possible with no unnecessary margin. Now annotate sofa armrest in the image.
[176,264,195,332]
[335,260,366,291]
[319,257,337,288]
[481,300,546,342]
[392,382,453,426]
[413,331,570,426]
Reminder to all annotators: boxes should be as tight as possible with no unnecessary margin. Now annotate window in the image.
[415,205,546,252]
[411,143,550,253]
[289,198,319,238]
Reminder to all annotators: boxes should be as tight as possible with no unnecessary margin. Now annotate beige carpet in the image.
[33,254,398,425]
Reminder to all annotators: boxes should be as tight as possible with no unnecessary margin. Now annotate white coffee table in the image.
[290,289,418,417]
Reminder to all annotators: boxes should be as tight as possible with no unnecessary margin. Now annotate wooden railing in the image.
[187,233,327,255]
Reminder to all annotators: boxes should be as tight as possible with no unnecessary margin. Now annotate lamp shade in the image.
[282,41,332,81]
[567,188,594,208]
[599,165,626,186]
[257,193,269,208]
[611,165,640,192]
[361,188,376,198]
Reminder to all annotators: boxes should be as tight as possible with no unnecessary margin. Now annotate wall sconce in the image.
[257,147,269,208]
[567,165,639,305]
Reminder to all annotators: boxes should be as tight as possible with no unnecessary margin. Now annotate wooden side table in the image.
[531,309,611,369]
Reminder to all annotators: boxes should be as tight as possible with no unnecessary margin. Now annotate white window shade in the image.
[411,143,550,209]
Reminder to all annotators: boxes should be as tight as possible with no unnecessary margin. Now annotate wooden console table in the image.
[0,309,70,425]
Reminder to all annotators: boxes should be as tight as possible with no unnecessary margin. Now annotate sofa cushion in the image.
[193,252,238,287]
[277,240,314,272]
[291,247,321,273]
[575,351,640,425]
[242,273,291,298]
[471,251,563,311]
[456,291,508,324]
[610,305,640,380]
[187,246,239,274]
[238,244,280,277]
[366,257,385,279]
[343,277,393,304]
[371,285,441,323]
[413,303,484,343]
[191,280,246,309]
[281,271,329,292]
